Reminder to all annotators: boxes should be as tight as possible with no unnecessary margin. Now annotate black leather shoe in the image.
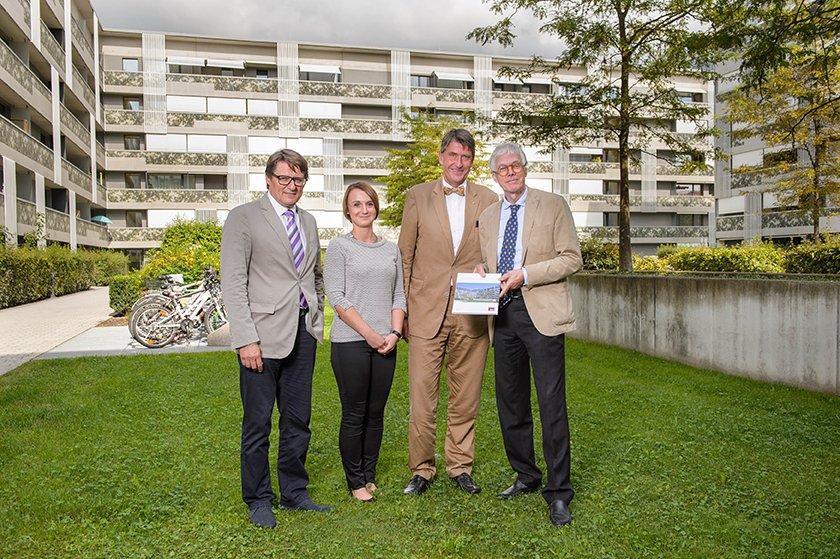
[248,503,276,528]
[497,479,540,499]
[403,475,431,495]
[280,499,335,512]
[549,499,572,527]
[450,473,481,494]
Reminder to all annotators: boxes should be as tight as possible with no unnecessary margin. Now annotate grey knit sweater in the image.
[324,233,407,343]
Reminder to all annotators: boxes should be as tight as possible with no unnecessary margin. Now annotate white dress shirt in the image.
[442,178,467,255]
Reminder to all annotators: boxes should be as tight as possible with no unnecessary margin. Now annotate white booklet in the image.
[452,272,502,315]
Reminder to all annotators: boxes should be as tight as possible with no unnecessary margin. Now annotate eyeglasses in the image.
[272,174,307,187]
[493,163,526,176]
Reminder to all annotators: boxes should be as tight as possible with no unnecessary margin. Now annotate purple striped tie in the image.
[283,209,307,308]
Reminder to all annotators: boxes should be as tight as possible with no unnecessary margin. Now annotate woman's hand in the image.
[377,333,399,355]
[364,329,386,350]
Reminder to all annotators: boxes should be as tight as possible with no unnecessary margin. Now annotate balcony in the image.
[412,87,475,105]
[104,109,144,127]
[570,194,713,209]
[96,141,106,167]
[108,227,166,245]
[299,81,391,100]
[60,105,90,152]
[656,164,714,177]
[716,215,745,233]
[103,70,143,90]
[46,208,70,237]
[0,115,54,173]
[0,37,52,118]
[578,225,709,240]
[76,218,109,247]
[3,0,29,35]
[39,21,65,74]
[166,112,278,131]
[300,117,393,136]
[247,154,386,171]
[107,188,228,207]
[16,199,37,228]
[61,159,92,197]
[106,150,228,169]
[71,18,95,73]
[731,166,784,191]
[71,66,96,111]
[167,73,278,95]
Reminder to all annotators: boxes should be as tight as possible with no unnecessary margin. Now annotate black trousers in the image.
[331,340,397,490]
[494,295,574,505]
[239,315,316,508]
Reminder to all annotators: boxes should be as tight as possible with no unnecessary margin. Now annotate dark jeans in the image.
[331,340,397,490]
[494,295,574,505]
[240,315,316,508]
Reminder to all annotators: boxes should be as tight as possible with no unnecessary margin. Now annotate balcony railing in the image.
[0,115,53,170]
[300,117,393,135]
[60,105,90,146]
[0,37,52,105]
[39,21,65,74]
[107,149,228,167]
[109,227,166,243]
[413,87,475,104]
[107,188,228,205]
[578,225,709,239]
[97,184,107,204]
[96,141,106,166]
[731,166,785,190]
[61,159,92,195]
[166,111,278,131]
[763,210,816,230]
[656,164,714,177]
[76,218,108,243]
[72,66,96,109]
[70,18,94,66]
[103,70,144,88]
[46,208,70,234]
[299,81,391,100]
[247,153,387,170]
[717,215,745,232]
[105,109,145,126]
[16,199,37,227]
[167,73,278,94]
[570,194,713,208]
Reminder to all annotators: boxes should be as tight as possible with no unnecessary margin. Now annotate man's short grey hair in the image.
[489,143,528,172]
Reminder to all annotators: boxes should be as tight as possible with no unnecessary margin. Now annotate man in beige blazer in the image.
[221,149,332,529]
[476,142,582,527]
[398,129,498,496]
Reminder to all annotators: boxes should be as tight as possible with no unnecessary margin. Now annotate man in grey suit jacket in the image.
[476,142,582,527]
[221,149,332,529]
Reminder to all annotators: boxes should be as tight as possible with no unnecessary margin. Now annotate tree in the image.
[469,0,731,270]
[726,44,840,239]
[379,111,490,226]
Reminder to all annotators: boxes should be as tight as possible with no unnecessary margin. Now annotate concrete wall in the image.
[569,274,840,395]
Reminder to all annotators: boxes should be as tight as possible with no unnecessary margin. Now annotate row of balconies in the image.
[1,196,109,248]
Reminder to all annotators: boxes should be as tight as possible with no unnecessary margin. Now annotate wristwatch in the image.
[389,329,403,340]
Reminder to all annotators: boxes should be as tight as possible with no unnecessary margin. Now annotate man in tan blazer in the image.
[221,149,333,529]
[476,142,582,527]
[398,129,498,496]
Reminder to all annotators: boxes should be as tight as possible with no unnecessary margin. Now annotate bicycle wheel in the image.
[203,303,228,334]
[128,297,176,338]
[130,303,179,348]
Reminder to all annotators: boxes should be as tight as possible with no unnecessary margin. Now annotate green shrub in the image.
[633,254,670,271]
[0,246,52,308]
[667,243,786,273]
[139,244,220,283]
[86,249,129,285]
[109,274,144,316]
[785,238,840,274]
[46,245,96,296]
[580,231,619,270]
[160,218,222,252]
[655,244,683,259]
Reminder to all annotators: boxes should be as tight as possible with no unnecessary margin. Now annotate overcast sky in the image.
[90,0,560,59]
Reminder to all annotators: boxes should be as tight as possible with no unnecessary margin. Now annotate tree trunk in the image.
[618,42,632,271]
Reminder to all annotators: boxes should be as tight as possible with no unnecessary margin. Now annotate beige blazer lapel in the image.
[430,180,456,257]
[485,203,502,273]
[520,187,540,262]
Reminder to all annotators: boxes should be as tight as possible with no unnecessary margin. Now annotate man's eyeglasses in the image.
[493,163,526,176]
[272,174,307,187]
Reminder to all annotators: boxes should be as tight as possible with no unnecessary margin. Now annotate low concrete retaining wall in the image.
[568,274,840,395]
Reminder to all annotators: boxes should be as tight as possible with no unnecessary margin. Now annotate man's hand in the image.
[239,343,263,372]
[474,263,487,277]
[499,269,525,298]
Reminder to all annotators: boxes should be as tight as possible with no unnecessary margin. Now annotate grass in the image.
[0,324,838,558]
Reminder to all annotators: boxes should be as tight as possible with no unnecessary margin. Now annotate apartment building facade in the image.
[1,0,716,265]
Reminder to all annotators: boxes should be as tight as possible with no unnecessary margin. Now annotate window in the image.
[123,97,142,111]
[673,183,703,196]
[126,210,145,228]
[411,75,431,88]
[125,172,143,189]
[604,212,619,226]
[255,68,269,80]
[603,181,620,195]
[122,58,140,72]
[674,214,707,226]
[147,174,196,189]
[124,135,142,150]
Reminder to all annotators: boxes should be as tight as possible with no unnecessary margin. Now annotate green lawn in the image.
[0,333,838,558]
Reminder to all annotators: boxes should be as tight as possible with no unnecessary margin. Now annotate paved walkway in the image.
[0,288,227,377]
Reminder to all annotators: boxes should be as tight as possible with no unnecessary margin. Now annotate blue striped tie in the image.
[283,209,307,309]
[497,204,519,307]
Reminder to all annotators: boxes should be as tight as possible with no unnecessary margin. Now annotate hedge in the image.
[580,232,619,270]
[664,243,786,273]
[109,274,145,317]
[0,247,52,308]
[785,239,840,274]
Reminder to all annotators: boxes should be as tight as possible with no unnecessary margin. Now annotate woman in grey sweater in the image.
[324,182,406,503]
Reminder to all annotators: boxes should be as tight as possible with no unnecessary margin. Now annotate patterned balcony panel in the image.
[318,228,344,242]
[62,160,92,195]
[167,73,278,94]
[762,210,816,230]
[71,18,94,63]
[492,91,551,102]
[716,215,745,232]
[145,152,227,167]
[107,189,229,205]
[299,81,391,100]
[76,219,109,243]
[46,209,70,234]
[40,21,65,74]
[166,112,278,131]
[299,118,393,135]
[577,225,708,239]
[109,227,166,243]
[413,87,475,104]
[105,110,144,126]
[96,142,106,165]
[97,184,107,205]
[344,155,387,169]
[72,66,96,109]
[0,117,54,170]
[103,70,144,88]
[16,200,37,227]
[568,162,620,174]
[657,196,714,208]
[655,164,715,177]
[0,39,52,104]
[60,106,90,146]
